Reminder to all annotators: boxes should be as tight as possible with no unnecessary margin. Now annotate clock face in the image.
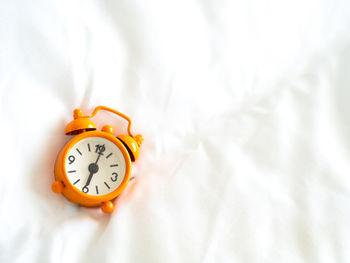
[64,136,127,196]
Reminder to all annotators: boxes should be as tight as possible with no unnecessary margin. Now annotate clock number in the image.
[82,186,89,193]
[111,172,118,182]
[68,155,75,164]
[95,144,106,154]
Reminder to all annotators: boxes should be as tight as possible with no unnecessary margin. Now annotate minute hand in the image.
[95,152,102,164]
[95,145,105,164]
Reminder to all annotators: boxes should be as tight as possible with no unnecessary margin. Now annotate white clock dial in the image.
[64,136,127,196]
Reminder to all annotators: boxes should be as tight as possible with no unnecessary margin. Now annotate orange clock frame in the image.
[52,106,143,214]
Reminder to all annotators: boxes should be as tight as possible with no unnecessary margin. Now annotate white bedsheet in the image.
[1,0,350,262]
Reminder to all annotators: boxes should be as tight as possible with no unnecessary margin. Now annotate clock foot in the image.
[101,201,114,213]
[52,181,64,194]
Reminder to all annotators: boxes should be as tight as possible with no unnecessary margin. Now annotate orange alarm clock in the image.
[52,106,143,213]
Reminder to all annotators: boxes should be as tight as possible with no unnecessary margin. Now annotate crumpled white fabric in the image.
[1,0,350,262]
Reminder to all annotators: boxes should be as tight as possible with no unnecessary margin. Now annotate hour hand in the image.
[84,172,94,187]
[83,163,99,192]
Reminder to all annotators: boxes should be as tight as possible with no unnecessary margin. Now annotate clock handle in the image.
[81,106,135,138]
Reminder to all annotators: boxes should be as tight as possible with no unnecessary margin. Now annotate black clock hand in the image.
[94,144,105,164]
[84,171,94,188]
[83,145,105,189]
[95,153,102,164]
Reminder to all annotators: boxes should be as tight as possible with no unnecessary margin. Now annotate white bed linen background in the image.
[1,0,350,262]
